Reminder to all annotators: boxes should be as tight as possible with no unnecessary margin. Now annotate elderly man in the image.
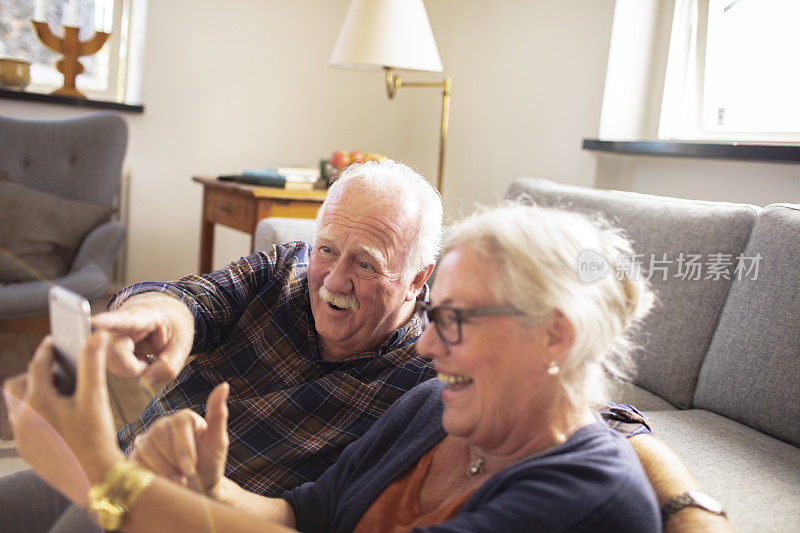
[106,160,442,495]
[0,159,443,531]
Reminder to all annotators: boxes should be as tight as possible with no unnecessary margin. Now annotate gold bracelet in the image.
[87,460,155,531]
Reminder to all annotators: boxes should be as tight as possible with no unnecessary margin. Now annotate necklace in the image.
[467,457,485,477]
[466,420,587,478]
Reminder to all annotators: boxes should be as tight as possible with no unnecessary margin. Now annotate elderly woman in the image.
[5,204,660,532]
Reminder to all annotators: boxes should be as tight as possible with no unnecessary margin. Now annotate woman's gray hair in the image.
[443,202,654,410]
[316,160,443,275]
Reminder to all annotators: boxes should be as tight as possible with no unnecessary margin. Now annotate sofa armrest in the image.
[71,221,126,275]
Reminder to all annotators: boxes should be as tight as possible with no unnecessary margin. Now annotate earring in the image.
[547,361,560,376]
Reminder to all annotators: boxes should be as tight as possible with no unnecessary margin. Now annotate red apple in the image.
[330,150,351,171]
[349,150,365,164]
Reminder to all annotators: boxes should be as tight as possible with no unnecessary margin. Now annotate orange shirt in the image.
[353,445,477,533]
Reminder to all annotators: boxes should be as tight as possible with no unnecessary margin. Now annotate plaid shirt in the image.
[600,402,654,438]
[112,242,435,496]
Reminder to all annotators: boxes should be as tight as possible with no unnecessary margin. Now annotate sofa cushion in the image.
[645,409,800,533]
[0,177,113,282]
[694,204,800,447]
[506,178,759,408]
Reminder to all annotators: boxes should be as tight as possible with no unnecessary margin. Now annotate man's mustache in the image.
[319,286,360,311]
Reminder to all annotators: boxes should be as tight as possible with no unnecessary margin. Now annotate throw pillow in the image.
[0,175,114,282]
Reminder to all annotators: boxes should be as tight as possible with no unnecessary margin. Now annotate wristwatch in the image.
[87,460,154,530]
[661,490,726,523]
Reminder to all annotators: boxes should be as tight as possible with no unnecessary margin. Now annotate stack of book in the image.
[219,165,322,190]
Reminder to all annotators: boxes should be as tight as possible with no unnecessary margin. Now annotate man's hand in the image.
[92,292,195,386]
[3,333,125,507]
[130,383,229,498]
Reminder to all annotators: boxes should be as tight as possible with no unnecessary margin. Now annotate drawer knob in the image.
[218,203,233,213]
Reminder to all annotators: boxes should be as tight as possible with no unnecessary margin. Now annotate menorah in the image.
[30,20,110,99]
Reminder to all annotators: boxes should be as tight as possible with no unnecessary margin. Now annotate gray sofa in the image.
[508,178,800,533]
[255,178,800,532]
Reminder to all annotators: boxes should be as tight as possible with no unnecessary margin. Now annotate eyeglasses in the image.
[416,301,523,345]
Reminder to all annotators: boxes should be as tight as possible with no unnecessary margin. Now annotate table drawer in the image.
[204,189,253,231]
[259,199,322,220]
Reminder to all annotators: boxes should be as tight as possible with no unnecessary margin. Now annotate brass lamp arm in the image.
[385,67,400,99]
[382,67,452,193]
[384,67,449,97]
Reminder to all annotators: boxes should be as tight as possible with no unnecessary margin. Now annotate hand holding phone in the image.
[48,286,92,396]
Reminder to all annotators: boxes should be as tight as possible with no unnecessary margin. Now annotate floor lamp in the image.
[329,0,451,193]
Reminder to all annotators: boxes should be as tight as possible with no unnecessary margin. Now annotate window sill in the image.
[582,139,800,164]
[0,88,144,113]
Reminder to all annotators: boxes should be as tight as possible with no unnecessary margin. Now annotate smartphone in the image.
[48,286,92,396]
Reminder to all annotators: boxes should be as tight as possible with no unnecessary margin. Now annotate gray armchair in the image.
[0,112,127,438]
[254,217,317,252]
[0,112,127,319]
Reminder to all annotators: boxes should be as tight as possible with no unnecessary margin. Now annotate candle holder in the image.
[30,20,110,99]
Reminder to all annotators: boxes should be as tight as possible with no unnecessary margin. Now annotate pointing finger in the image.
[204,383,230,454]
[92,308,157,333]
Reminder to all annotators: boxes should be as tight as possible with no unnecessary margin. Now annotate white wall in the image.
[425,0,616,220]
[18,0,792,285]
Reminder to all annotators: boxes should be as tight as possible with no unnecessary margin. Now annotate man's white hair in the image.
[442,203,654,410]
[315,160,443,275]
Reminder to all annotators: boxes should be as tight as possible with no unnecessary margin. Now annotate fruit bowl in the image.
[323,150,388,185]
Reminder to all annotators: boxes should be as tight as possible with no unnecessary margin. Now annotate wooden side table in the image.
[193,177,326,274]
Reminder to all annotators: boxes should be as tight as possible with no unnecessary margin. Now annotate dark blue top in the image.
[284,379,660,533]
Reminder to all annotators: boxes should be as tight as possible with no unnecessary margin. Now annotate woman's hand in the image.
[3,333,125,507]
[92,292,195,386]
[129,383,229,498]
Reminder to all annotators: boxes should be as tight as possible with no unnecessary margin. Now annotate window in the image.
[659,0,800,141]
[0,0,137,103]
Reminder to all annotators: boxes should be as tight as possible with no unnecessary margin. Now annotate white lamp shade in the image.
[329,0,443,72]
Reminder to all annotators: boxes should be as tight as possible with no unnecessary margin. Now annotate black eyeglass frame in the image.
[416,300,524,345]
